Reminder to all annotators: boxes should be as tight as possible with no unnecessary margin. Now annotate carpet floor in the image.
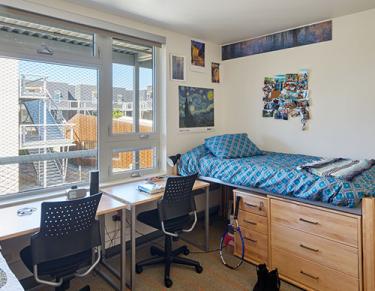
[33,218,303,291]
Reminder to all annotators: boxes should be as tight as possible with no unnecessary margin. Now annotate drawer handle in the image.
[299,217,319,225]
[244,237,257,243]
[244,201,264,210]
[299,243,319,253]
[243,219,257,225]
[300,270,319,280]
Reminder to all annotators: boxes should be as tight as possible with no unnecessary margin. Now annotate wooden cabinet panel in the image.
[271,223,359,277]
[271,198,358,247]
[235,226,268,264]
[272,248,358,291]
[238,192,268,217]
[238,209,268,234]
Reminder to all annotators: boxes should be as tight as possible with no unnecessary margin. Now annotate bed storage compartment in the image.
[270,197,362,291]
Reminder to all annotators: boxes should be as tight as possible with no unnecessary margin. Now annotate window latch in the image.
[37,44,54,56]
[131,171,141,178]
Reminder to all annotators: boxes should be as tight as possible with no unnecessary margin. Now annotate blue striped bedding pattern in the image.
[179,145,375,208]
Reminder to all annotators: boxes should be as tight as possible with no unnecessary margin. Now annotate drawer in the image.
[272,248,358,291]
[271,198,359,247]
[235,227,268,263]
[271,224,359,277]
[238,209,268,234]
[238,192,268,217]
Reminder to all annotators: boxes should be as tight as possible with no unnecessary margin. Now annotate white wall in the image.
[222,9,375,159]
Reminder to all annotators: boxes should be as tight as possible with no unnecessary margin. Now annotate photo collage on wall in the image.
[262,70,310,130]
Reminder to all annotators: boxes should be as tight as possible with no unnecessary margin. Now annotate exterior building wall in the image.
[0,58,19,195]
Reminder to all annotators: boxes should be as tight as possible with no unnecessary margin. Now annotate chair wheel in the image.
[165,278,173,288]
[136,265,143,274]
[183,248,190,255]
[195,265,203,273]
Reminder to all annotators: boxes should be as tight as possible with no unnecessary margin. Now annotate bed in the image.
[179,144,375,208]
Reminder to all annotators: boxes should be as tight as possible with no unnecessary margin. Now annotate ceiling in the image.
[71,0,375,44]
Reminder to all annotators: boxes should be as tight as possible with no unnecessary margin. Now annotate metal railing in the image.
[19,74,48,99]
[19,123,75,149]
[52,99,97,111]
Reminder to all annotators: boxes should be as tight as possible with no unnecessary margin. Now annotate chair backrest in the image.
[30,193,102,266]
[158,174,198,222]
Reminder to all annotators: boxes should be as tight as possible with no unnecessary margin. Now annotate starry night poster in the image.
[179,86,214,129]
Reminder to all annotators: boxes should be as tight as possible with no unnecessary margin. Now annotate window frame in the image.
[0,7,163,202]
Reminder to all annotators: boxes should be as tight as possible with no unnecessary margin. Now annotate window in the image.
[0,7,161,198]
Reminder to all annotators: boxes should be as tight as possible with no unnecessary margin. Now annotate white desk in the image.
[0,251,24,290]
[101,179,210,291]
[0,194,128,291]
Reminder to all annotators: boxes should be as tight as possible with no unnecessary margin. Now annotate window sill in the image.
[0,171,167,208]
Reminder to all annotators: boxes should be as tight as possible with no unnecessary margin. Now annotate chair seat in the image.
[137,209,193,233]
[20,246,92,278]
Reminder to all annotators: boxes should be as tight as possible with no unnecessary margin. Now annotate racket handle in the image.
[234,196,241,219]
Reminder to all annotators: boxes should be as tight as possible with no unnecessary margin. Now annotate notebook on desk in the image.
[138,182,165,194]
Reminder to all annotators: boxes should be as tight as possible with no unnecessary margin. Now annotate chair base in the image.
[136,244,203,288]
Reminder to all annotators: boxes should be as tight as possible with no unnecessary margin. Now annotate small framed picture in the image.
[170,54,185,81]
[211,62,220,83]
[191,40,205,67]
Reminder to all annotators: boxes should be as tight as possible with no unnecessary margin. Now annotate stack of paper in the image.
[138,182,165,194]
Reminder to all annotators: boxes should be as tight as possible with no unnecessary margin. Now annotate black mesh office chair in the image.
[136,174,203,288]
[20,193,103,291]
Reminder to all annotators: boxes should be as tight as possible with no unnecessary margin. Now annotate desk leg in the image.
[121,208,127,291]
[130,205,136,290]
[205,186,210,252]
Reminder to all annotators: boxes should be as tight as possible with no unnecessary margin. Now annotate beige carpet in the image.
[34,219,303,291]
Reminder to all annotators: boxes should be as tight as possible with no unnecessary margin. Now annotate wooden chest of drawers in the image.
[270,197,362,291]
[234,190,269,265]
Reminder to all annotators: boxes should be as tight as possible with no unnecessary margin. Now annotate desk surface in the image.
[101,179,210,206]
[0,194,126,241]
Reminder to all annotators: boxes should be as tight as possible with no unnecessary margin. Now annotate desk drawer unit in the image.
[234,190,269,265]
[270,198,362,291]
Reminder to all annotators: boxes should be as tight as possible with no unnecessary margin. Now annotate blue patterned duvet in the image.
[179,145,375,208]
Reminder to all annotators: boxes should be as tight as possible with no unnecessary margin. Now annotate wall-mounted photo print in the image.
[170,54,185,81]
[179,86,214,131]
[191,40,205,67]
[261,69,311,130]
[211,62,220,83]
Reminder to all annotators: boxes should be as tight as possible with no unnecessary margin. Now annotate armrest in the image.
[75,246,102,277]
[33,266,63,287]
[182,211,197,233]
[160,211,198,237]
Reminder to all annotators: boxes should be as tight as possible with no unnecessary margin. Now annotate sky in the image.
[19,60,152,90]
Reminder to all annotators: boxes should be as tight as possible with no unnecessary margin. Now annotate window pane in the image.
[140,67,153,133]
[112,63,134,133]
[0,13,94,56]
[112,148,156,174]
[0,57,98,195]
[112,39,154,134]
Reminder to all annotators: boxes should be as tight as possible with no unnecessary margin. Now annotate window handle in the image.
[139,134,149,139]
[37,44,54,56]
[131,171,141,178]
